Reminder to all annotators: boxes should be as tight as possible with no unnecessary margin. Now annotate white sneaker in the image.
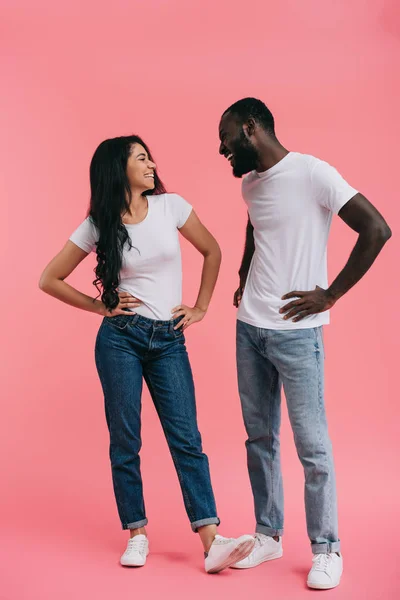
[231,533,283,569]
[205,534,255,574]
[307,552,343,589]
[120,534,149,567]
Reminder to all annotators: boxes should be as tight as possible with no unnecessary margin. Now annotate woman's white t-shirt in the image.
[69,193,192,321]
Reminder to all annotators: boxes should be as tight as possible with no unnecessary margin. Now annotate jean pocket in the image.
[104,315,130,330]
[171,323,185,339]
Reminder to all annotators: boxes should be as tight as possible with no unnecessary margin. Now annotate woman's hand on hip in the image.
[97,292,142,317]
[171,304,206,331]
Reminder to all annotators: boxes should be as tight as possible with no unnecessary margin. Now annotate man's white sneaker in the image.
[205,534,255,573]
[307,552,343,589]
[230,533,283,569]
[120,534,149,567]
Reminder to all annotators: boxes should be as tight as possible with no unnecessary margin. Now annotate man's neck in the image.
[256,138,289,173]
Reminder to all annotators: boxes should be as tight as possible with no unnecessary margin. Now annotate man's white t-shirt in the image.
[69,193,192,321]
[237,152,358,330]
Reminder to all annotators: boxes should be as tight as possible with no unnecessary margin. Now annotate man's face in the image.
[219,113,259,178]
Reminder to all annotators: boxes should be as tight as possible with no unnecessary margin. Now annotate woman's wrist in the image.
[92,299,106,316]
[194,304,208,313]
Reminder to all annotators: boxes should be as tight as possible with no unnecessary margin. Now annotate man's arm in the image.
[280,193,392,322]
[234,215,255,307]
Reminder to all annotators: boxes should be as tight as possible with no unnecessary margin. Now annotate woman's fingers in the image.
[182,317,193,330]
[172,310,186,320]
[175,318,187,330]
[118,292,141,308]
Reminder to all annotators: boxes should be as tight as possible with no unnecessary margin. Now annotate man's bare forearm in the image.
[327,223,391,302]
[238,215,255,287]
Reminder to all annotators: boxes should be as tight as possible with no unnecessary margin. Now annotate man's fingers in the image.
[279,298,306,314]
[283,304,313,320]
[293,309,314,323]
[233,287,243,307]
[281,291,306,300]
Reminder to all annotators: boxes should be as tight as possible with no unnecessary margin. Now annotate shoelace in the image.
[214,536,234,545]
[312,553,332,572]
[254,533,266,547]
[126,538,147,556]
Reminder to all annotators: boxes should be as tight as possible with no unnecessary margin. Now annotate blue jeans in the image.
[236,320,340,554]
[95,313,220,532]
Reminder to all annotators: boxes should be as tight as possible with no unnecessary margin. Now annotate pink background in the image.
[1,1,399,598]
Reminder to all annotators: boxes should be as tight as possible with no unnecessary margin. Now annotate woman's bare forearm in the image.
[39,277,103,315]
[194,248,222,312]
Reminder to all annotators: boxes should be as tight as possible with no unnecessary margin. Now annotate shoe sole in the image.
[307,578,341,590]
[230,549,283,569]
[207,538,256,574]
[120,550,149,567]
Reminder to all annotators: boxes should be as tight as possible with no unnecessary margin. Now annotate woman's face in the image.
[126,143,157,191]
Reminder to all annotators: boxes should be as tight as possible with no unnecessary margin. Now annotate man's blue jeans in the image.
[236,320,340,554]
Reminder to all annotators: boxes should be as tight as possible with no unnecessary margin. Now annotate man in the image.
[218,98,391,589]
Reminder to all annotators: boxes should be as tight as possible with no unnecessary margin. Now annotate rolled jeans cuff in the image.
[123,518,148,530]
[312,540,341,554]
[256,524,283,537]
[191,517,220,532]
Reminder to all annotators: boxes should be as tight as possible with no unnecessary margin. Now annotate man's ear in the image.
[243,117,256,137]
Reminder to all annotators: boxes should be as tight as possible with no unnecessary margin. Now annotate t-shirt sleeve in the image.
[69,217,98,253]
[311,160,358,214]
[169,193,193,228]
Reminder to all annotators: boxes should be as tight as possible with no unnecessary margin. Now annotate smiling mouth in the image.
[226,153,234,163]
[144,174,154,179]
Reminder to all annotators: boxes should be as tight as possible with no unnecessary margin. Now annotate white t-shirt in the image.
[238,152,358,330]
[69,193,193,321]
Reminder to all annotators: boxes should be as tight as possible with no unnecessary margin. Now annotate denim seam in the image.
[125,518,148,530]
[315,327,332,543]
[268,369,278,528]
[95,355,129,526]
[191,517,220,532]
[95,326,135,528]
[170,447,196,523]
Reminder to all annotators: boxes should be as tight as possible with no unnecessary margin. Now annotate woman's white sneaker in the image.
[307,552,343,589]
[231,533,283,569]
[205,534,255,573]
[120,534,149,567]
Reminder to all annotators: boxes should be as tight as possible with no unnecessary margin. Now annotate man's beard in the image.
[231,132,259,178]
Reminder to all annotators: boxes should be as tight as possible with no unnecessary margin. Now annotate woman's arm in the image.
[171,210,222,329]
[39,241,140,316]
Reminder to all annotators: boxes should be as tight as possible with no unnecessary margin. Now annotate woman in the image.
[39,135,255,573]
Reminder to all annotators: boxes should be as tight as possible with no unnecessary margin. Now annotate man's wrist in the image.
[325,287,340,303]
[239,274,247,288]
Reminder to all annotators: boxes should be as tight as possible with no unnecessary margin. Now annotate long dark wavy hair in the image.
[88,135,166,311]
